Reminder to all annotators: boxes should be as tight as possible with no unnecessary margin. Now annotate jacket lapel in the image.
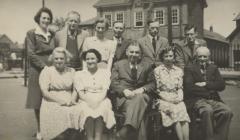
[137,63,143,80]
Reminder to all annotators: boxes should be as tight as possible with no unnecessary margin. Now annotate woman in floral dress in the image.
[154,48,190,140]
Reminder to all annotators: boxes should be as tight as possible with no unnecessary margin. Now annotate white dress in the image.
[154,64,190,127]
[39,66,76,140]
[82,36,116,71]
[73,69,116,130]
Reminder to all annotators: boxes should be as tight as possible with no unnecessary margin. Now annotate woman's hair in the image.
[159,47,176,62]
[94,17,109,30]
[34,7,53,24]
[81,49,102,63]
[48,47,72,63]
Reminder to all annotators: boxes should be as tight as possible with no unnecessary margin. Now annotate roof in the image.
[203,29,229,44]
[79,17,98,26]
[94,0,207,8]
[94,0,132,8]
[233,12,240,21]
[227,27,240,41]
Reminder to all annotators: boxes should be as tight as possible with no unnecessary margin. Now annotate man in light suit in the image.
[175,24,207,69]
[138,19,169,68]
[110,41,155,140]
[184,47,233,140]
[55,11,89,70]
[111,21,131,64]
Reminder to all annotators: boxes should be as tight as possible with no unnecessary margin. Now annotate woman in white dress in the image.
[82,17,116,71]
[72,49,116,140]
[154,48,190,140]
[39,47,76,140]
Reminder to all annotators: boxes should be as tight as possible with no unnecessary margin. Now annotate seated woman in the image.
[39,47,76,140]
[72,49,116,140]
[154,48,190,140]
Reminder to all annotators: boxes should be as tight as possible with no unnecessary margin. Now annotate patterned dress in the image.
[73,69,116,130]
[154,64,190,127]
[39,66,75,140]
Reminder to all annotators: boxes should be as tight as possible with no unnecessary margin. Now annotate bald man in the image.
[184,47,233,140]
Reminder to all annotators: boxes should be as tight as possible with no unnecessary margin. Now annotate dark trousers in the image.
[194,99,233,140]
[120,93,150,140]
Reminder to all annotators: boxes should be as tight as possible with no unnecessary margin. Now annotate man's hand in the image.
[123,89,135,99]
[132,88,145,95]
[195,82,206,87]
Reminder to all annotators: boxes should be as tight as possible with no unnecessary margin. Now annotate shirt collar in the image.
[35,26,51,41]
[148,34,158,42]
[67,29,78,39]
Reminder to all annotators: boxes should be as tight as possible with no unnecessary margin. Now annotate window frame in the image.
[103,12,113,28]
[171,6,180,25]
[115,11,124,24]
[154,8,166,26]
[134,11,144,28]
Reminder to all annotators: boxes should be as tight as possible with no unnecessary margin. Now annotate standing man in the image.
[138,19,169,67]
[110,41,155,140]
[55,11,89,70]
[111,21,131,64]
[184,46,233,140]
[175,24,207,69]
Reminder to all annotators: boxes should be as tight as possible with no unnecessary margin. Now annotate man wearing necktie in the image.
[184,46,233,140]
[175,24,207,69]
[112,21,131,64]
[138,19,169,68]
[111,41,156,140]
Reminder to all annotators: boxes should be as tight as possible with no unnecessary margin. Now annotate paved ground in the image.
[0,78,239,140]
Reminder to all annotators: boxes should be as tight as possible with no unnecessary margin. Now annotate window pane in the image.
[171,8,179,24]
[116,13,124,23]
[135,11,143,27]
[155,10,164,25]
[104,14,112,27]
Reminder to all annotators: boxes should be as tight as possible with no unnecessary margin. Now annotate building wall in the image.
[230,31,240,69]
[205,38,230,68]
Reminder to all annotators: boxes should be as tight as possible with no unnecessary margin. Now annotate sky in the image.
[0,0,240,44]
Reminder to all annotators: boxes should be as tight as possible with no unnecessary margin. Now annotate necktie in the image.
[131,65,137,81]
[152,37,156,51]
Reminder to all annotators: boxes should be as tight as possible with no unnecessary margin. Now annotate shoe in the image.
[36,132,43,140]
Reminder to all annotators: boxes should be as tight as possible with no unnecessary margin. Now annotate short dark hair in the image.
[147,19,159,26]
[184,24,197,33]
[113,21,125,28]
[159,47,176,62]
[126,40,143,54]
[34,7,53,24]
[82,49,102,63]
[94,17,109,30]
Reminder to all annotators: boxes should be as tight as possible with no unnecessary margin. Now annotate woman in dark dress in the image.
[25,7,56,140]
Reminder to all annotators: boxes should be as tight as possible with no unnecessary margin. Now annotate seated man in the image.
[110,40,155,140]
[184,46,233,140]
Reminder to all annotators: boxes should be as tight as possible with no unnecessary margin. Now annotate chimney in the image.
[209,25,213,32]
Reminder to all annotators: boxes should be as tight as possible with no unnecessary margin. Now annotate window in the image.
[115,12,124,23]
[154,8,165,25]
[134,11,144,27]
[103,13,112,28]
[171,6,179,25]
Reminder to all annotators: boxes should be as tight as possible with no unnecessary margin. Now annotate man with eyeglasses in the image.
[184,46,233,140]
[175,24,207,69]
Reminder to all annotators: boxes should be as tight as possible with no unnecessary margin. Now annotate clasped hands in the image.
[195,82,206,87]
[123,88,145,99]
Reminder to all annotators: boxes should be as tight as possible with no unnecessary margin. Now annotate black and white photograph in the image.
[0,0,239,140]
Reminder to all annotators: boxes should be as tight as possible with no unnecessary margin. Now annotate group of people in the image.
[25,7,233,140]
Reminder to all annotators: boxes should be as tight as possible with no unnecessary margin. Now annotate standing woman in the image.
[25,7,56,139]
[154,48,190,140]
[82,18,116,72]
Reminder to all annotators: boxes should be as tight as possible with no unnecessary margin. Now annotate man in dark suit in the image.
[184,46,233,140]
[55,11,89,70]
[175,24,207,69]
[110,41,155,140]
[138,19,169,67]
[111,21,131,64]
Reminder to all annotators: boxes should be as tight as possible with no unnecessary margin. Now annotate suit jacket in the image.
[138,35,169,67]
[55,27,89,51]
[111,37,131,64]
[175,38,207,69]
[110,59,156,107]
[183,63,225,106]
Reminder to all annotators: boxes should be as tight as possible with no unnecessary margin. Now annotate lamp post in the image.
[42,0,45,8]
